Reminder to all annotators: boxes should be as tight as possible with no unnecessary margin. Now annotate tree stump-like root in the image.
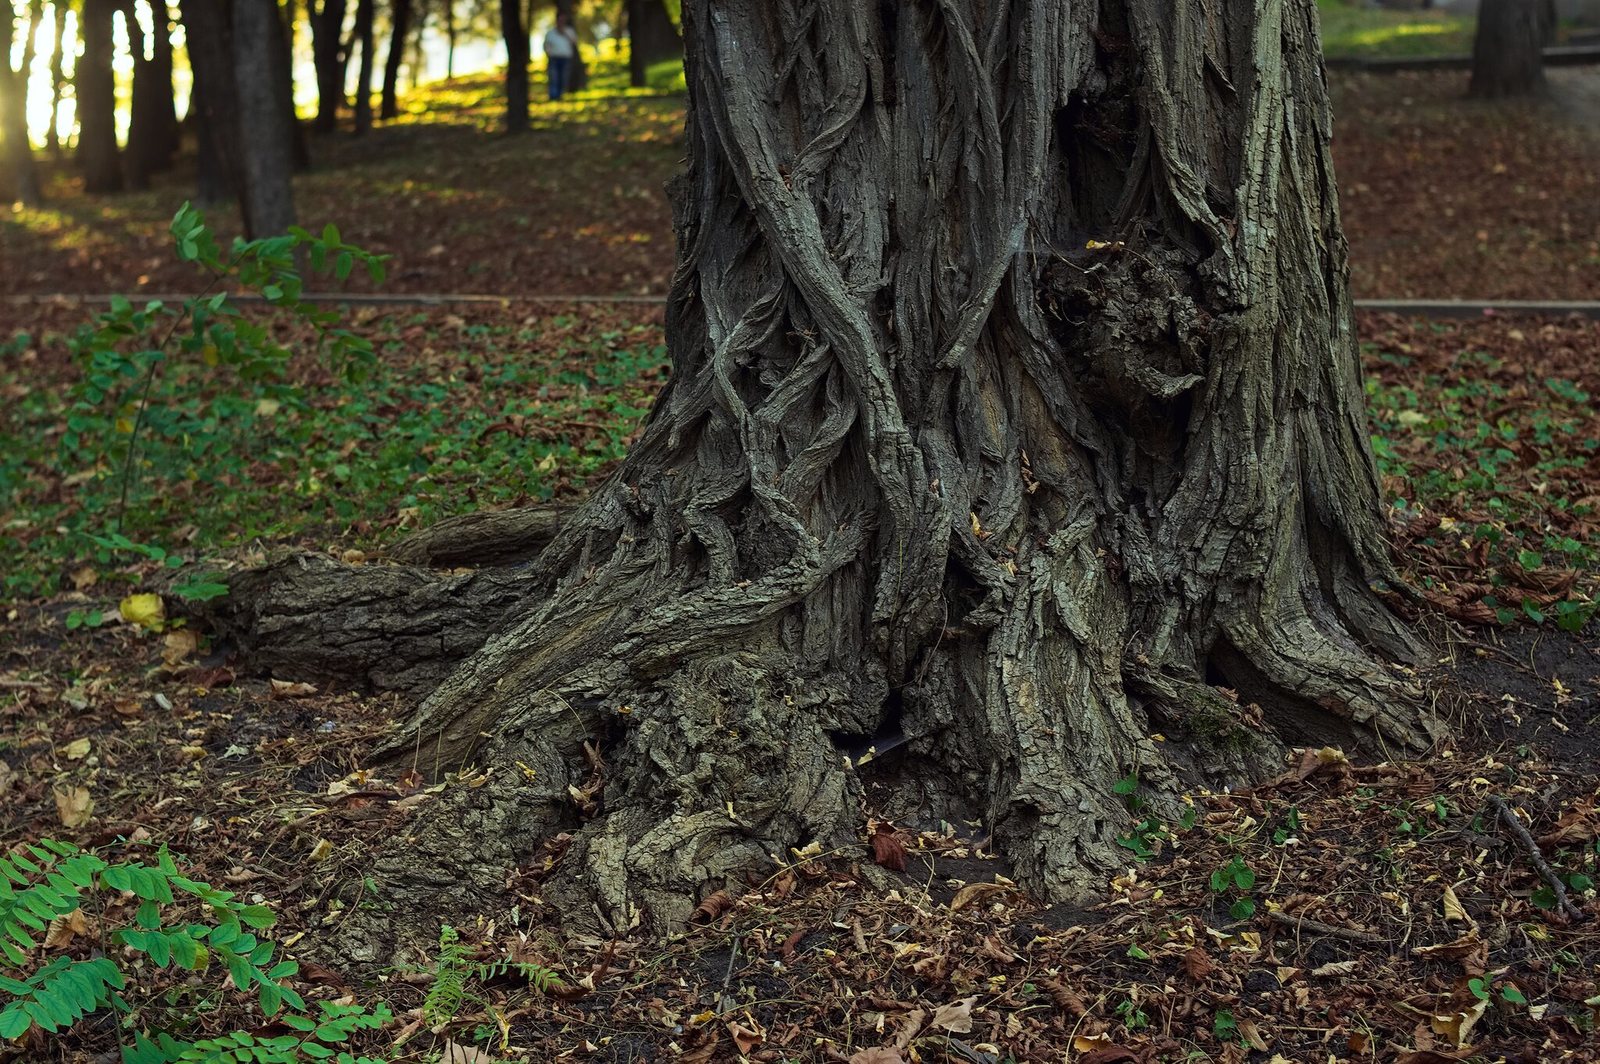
[204,0,1454,958]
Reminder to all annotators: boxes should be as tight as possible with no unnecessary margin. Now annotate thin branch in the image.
[1487,795,1585,922]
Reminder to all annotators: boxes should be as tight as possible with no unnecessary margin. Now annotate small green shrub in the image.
[0,838,390,1062]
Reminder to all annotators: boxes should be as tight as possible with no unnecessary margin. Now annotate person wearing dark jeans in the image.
[543,14,578,101]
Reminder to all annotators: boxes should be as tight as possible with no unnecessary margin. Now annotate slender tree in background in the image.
[124,0,180,187]
[0,0,44,205]
[232,0,296,237]
[180,0,244,203]
[351,0,375,133]
[269,0,311,170]
[625,0,677,88]
[308,0,348,132]
[75,0,122,193]
[45,0,66,160]
[381,0,412,119]
[1470,0,1556,98]
[555,0,583,91]
[220,0,1444,948]
[500,0,527,132]
[442,0,454,78]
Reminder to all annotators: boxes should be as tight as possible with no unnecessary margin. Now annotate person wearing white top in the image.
[543,15,579,101]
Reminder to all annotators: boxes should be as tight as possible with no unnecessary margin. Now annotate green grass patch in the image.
[0,308,667,602]
[1316,0,1473,59]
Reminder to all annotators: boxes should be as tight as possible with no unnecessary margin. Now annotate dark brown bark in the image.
[1470,0,1554,97]
[309,0,347,132]
[380,0,412,118]
[626,0,677,88]
[180,0,244,203]
[500,0,528,131]
[75,0,123,192]
[232,0,297,237]
[350,0,375,132]
[0,0,43,205]
[219,0,1443,953]
[124,0,179,187]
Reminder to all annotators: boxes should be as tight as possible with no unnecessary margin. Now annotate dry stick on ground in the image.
[1265,910,1387,946]
[1486,795,1585,922]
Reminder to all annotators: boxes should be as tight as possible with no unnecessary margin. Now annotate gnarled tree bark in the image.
[217,0,1443,953]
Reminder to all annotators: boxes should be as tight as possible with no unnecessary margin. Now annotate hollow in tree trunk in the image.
[76,0,123,192]
[214,0,1443,953]
[1470,0,1555,98]
[625,0,677,88]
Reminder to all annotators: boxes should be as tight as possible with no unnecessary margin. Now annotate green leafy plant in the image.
[0,838,390,1062]
[1208,855,1257,921]
[48,204,385,599]
[421,924,561,1033]
[1468,974,1528,1009]
[1112,772,1173,861]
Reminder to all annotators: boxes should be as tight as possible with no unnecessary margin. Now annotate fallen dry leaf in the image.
[869,823,907,872]
[269,678,318,698]
[44,908,89,949]
[118,593,165,631]
[54,785,93,827]
[847,1049,905,1064]
[929,995,975,1034]
[949,880,1009,913]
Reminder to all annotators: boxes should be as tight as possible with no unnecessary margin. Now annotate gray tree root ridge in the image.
[223,0,1445,950]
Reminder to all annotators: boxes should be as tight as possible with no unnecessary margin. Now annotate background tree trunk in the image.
[219,0,1443,950]
[124,0,178,187]
[0,0,44,205]
[443,0,454,78]
[1470,0,1554,97]
[45,0,66,160]
[309,0,347,132]
[556,0,584,91]
[232,0,297,237]
[381,0,412,118]
[75,0,123,193]
[500,0,527,132]
[181,0,244,204]
[351,0,375,133]
[625,0,677,88]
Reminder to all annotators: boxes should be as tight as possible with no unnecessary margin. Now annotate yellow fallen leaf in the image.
[1442,884,1470,924]
[44,908,89,949]
[54,785,94,827]
[162,629,201,666]
[255,398,281,417]
[62,738,91,760]
[1432,999,1488,1048]
[119,593,165,631]
[930,996,975,1034]
[308,838,334,862]
[949,881,1009,913]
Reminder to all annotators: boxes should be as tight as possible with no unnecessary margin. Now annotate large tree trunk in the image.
[625,0,677,88]
[76,0,123,192]
[181,0,245,204]
[232,0,297,237]
[1470,0,1554,98]
[500,0,527,132]
[0,0,44,206]
[309,0,347,132]
[215,0,1443,952]
[380,0,412,118]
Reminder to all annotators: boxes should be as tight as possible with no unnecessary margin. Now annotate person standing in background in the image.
[543,14,579,101]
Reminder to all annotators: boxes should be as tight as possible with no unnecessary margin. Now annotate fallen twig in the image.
[1487,795,1585,922]
[1265,910,1386,946]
